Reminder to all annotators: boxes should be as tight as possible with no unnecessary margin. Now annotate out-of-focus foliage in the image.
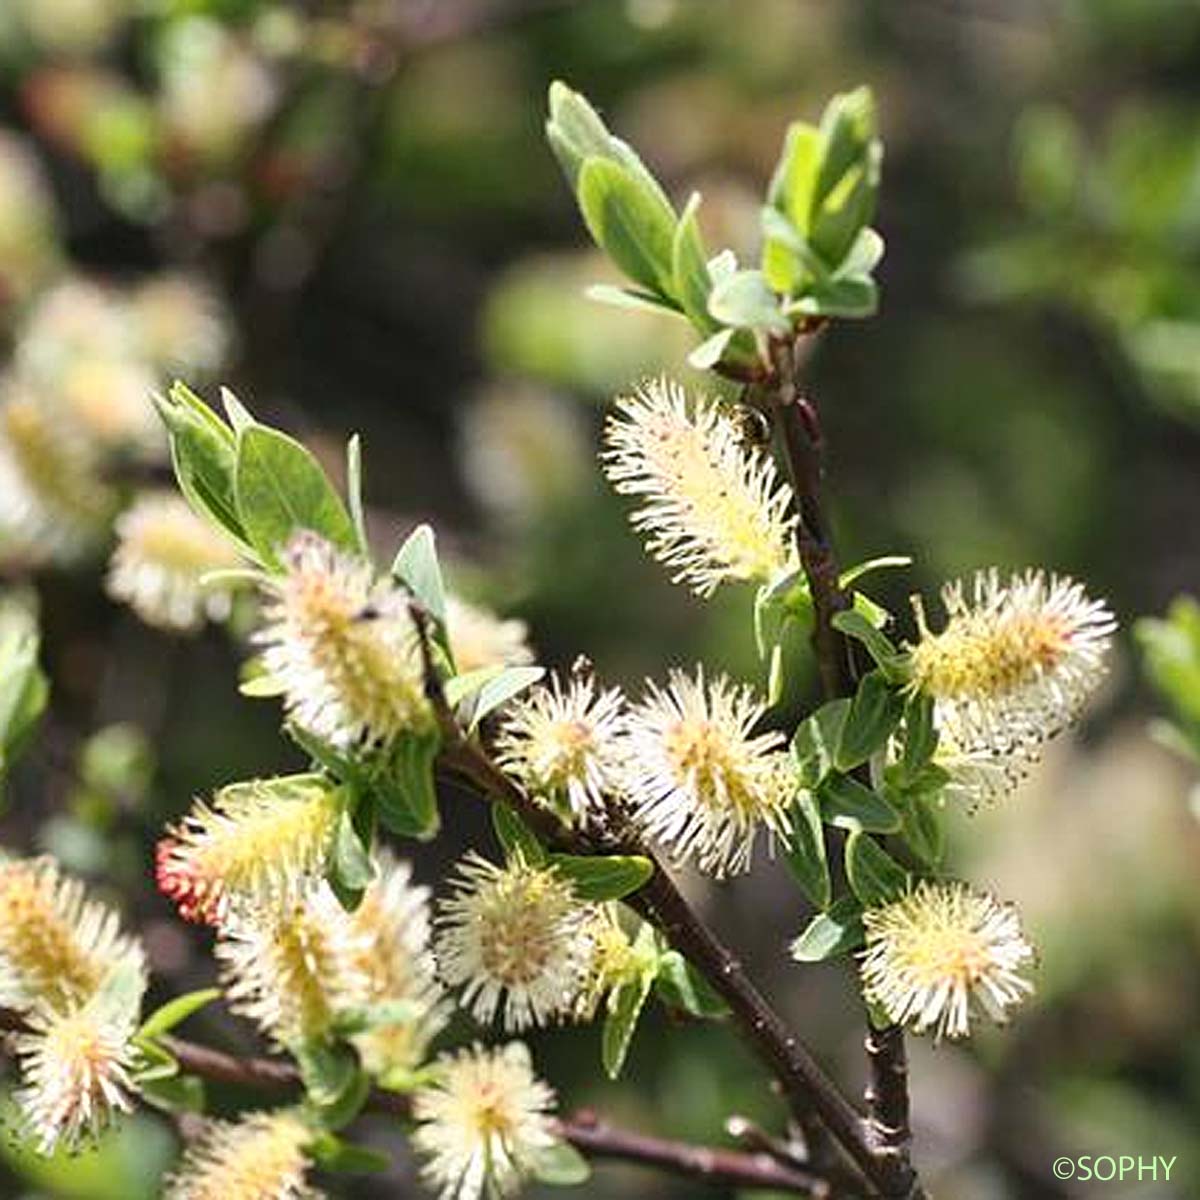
[1138,596,1200,764]
[962,99,1200,420]
[0,591,46,782]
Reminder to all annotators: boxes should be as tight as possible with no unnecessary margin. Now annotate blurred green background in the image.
[2,1,1200,1197]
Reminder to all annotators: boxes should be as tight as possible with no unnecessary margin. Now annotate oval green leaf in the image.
[234,424,357,569]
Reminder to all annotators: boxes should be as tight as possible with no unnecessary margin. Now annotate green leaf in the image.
[346,434,369,555]
[550,854,653,901]
[155,382,247,548]
[790,274,878,319]
[602,951,656,1079]
[844,830,909,907]
[331,999,425,1037]
[391,524,447,626]
[445,666,505,708]
[900,692,938,780]
[654,950,730,1019]
[790,896,865,962]
[672,192,717,332]
[707,269,789,335]
[131,1038,179,1083]
[836,671,905,771]
[331,796,377,899]
[760,206,829,295]
[687,327,736,370]
[831,609,904,680]
[239,665,287,698]
[839,555,911,589]
[529,1140,592,1186]
[768,120,823,233]
[755,570,813,666]
[578,157,677,299]
[374,730,441,840]
[838,227,886,279]
[492,802,547,865]
[139,1073,206,1115]
[895,788,945,867]
[792,698,849,787]
[811,87,881,267]
[546,81,614,185]
[310,1132,391,1175]
[91,957,147,1027]
[469,666,546,731]
[295,1041,367,1129]
[235,424,358,569]
[546,81,677,221]
[782,787,831,908]
[220,385,257,433]
[812,168,878,273]
[818,773,901,834]
[137,989,220,1041]
[584,283,681,314]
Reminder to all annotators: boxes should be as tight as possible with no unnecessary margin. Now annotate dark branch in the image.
[863,1023,912,1155]
[0,1009,831,1196]
[762,334,924,1200]
[765,335,853,699]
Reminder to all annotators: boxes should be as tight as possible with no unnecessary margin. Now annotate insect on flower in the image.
[603,378,796,597]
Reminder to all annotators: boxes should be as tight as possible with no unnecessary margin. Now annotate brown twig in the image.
[863,1023,912,1156]
[0,1009,831,1196]
[565,1109,840,1196]
[764,335,853,698]
[408,601,874,1195]
[762,334,924,1200]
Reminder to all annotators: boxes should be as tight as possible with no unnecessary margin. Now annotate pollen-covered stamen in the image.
[215,883,370,1049]
[15,987,141,1153]
[909,569,1116,755]
[254,532,433,749]
[621,669,794,877]
[163,1110,319,1200]
[0,857,145,1012]
[155,776,342,925]
[495,672,627,821]
[858,881,1037,1041]
[345,853,448,1082]
[572,905,641,1021]
[434,853,594,1032]
[603,377,796,597]
[412,1041,558,1200]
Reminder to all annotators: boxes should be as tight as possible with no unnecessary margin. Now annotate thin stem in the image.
[863,1023,911,1151]
[0,1009,832,1196]
[763,335,924,1200]
[565,1110,841,1196]
[765,337,853,698]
